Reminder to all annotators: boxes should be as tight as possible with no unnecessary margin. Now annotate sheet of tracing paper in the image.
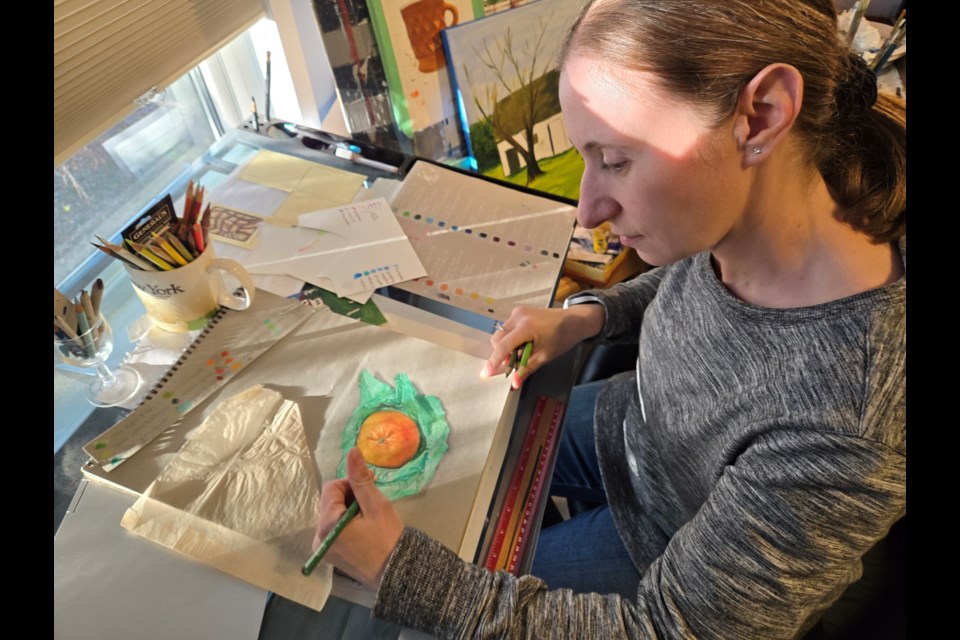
[90,290,513,612]
[121,385,331,611]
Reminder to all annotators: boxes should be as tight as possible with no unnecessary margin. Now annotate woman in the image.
[314,0,906,637]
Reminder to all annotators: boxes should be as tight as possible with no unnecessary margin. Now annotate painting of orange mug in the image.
[401,0,459,73]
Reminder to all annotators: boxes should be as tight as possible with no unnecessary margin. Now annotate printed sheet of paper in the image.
[212,227,314,300]
[205,149,394,300]
[389,161,576,321]
[121,385,333,612]
[243,198,427,298]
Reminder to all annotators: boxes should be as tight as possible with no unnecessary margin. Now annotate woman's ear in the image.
[732,63,803,166]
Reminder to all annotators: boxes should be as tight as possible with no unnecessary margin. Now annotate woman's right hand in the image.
[481,303,606,389]
[313,447,404,592]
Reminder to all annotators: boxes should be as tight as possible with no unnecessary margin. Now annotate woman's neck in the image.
[711,158,903,309]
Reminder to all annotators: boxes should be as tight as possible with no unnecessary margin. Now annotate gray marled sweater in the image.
[373,241,906,639]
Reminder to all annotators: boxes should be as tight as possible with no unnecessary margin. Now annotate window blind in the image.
[54,0,265,166]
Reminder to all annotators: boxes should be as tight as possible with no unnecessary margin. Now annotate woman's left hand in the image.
[313,447,405,591]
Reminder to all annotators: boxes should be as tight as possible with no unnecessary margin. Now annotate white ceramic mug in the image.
[124,245,256,332]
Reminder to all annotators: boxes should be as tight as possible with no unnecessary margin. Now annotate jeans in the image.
[529,380,641,599]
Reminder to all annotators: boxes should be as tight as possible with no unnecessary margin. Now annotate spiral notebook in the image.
[82,295,315,472]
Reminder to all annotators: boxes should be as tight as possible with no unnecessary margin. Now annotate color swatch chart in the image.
[83,296,315,472]
[389,162,576,321]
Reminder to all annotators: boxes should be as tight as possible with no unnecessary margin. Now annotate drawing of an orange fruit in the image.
[356,410,421,468]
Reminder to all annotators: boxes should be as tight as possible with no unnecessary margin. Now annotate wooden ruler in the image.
[506,398,564,574]
[484,395,566,575]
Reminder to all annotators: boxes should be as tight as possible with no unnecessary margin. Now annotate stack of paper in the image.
[242,198,427,302]
[207,149,426,302]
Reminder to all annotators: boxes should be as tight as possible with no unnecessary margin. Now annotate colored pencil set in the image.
[92,180,212,272]
[54,279,106,360]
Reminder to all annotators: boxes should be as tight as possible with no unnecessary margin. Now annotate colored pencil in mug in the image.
[184,181,195,223]
[164,231,196,263]
[193,222,205,254]
[95,236,155,271]
[91,243,143,271]
[200,204,211,249]
[145,241,179,266]
[127,240,175,271]
[151,232,189,266]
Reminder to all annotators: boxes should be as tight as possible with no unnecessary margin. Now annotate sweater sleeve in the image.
[372,429,905,639]
[565,265,666,343]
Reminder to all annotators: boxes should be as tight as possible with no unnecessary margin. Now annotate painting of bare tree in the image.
[442,0,586,197]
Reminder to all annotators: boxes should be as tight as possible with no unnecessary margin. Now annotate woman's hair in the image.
[560,0,905,243]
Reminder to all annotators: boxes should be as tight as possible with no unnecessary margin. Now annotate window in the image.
[54,70,220,288]
[53,17,303,292]
[53,17,307,452]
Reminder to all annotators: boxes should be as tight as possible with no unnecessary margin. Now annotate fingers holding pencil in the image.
[481,304,606,387]
[483,319,541,388]
[481,307,550,383]
[309,448,404,590]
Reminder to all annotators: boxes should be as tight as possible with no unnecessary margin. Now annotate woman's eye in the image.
[600,160,627,173]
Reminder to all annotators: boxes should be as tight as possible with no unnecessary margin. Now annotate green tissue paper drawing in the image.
[338,370,450,500]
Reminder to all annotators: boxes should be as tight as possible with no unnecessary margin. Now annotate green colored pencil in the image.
[519,341,533,369]
[302,501,359,576]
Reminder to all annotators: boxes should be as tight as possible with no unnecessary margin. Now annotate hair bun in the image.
[836,53,878,118]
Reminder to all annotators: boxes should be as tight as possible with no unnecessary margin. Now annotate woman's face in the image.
[559,55,752,266]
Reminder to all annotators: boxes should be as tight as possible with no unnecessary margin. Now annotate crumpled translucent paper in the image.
[121,385,332,612]
[337,370,450,501]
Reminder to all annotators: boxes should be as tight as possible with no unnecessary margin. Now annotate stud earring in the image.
[752,147,762,155]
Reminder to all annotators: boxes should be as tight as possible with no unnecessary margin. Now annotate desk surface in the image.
[55,479,266,640]
[54,124,581,639]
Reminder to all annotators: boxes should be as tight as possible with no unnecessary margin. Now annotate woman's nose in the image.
[577,172,620,229]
